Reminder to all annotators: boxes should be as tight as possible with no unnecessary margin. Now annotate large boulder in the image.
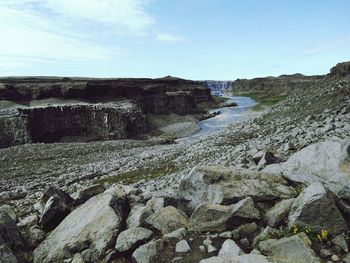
[179,166,296,214]
[288,183,348,235]
[264,140,350,194]
[189,198,260,232]
[132,239,164,263]
[145,206,189,235]
[73,184,105,206]
[258,233,321,263]
[264,198,295,227]
[33,186,127,263]
[38,186,74,231]
[0,212,27,263]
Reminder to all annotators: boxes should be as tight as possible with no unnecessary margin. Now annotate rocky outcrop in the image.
[0,101,148,148]
[179,166,296,214]
[330,61,350,76]
[264,140,350,194]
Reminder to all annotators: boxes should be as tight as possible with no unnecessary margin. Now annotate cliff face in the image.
[0,101,148,148]
[0,77,212,148]
[233,74,324,96]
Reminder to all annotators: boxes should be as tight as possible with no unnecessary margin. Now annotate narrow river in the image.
[177,96,256,142]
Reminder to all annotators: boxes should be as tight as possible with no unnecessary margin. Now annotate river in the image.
[177,96,256,141]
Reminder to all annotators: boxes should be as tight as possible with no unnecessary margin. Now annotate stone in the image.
[39,186,74,231]
[219,231,232,239]
[81,248,98,262]
[74,184,106,206]
[71,253,84,263]
[179,166,296,214]
[199,255,271,263]
[218,239,243,257]
[258,233,321,263]
[127,198,164,228]
[115,227,153,253]
[132,239,164,263]
[330,254,339,261]
[0,211,27,263]
[331,235,348,252]
[240,238,249,247]
[320,249,333,258]
[264,140,350,194]
[199,245,206,253]
[33,186,127,263]
[343,253,350,263]
[0,205,17,222]
[17,214,39,229]
[175,240,191,253]
[257,151,279,168]
[207,244,217,253]
[264,198,295,227]
[164,227,187,241]
[145,206,189,235]
[27,226,46,248]
[199,257,225,263]
[189,198,259,233]
[288,183,348,235]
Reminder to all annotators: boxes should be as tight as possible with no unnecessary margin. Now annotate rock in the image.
[339,186,350,203]
[175,240,190,253]
[330,254,339,261]
[17,214,38,229]
[71,253,84,263]
[164,227,187,241]
[27,226,46,248]
[199,245,206,253]
[320,249,333,258]
[288,183,347,235]
[199,257,225,263]
[258,233,321,263]
[232,222,258,239]
[0,211,27,263]
[115,227,153,253]
[200,255,271,263]
[343,253,350,263]
[207,244,217,253]
[145,206,189,235]
[39,186,74,231]
[218,239,243,257]
[132,239,164,263]
[331,235,348,252]
[74,184,106,206]
[264,198,295,227]
[81,248,99,262]
[240,238,249,247]
[264,140,350,194]
[0,205,17,222]
[257,151,279,168]
[189,203,233,232]
[33,186,127,263]
[189,198,259,232]
[179,166,296,214]
[219,231,232,239]
[127,198,164,228]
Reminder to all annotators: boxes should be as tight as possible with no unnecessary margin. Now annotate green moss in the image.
[96,163,179,185]
[232,91,288,111]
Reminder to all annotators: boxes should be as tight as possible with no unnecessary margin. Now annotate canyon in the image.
[0,61,350,263]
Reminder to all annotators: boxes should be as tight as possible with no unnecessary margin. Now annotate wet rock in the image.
[264,198,295,227]
[132,239,164,263]
[145,206,189,235]
[264,140,350,194]
[179,166,296,214]
[33,186,127,263]
[39,186,74,231]
[258,233,321,263]
[115,227,153,253]
[288,183,347,235]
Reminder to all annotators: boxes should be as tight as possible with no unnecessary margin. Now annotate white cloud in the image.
[156,33,185,43]
[0,0,154,74]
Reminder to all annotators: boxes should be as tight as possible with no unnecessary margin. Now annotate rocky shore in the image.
[0,62,350,263]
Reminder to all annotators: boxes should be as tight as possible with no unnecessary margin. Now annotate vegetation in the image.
[231,90,288,111]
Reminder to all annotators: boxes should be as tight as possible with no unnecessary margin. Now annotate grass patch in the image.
[96,163,179,185]
[197,95,229,110]
[232,91,288,111]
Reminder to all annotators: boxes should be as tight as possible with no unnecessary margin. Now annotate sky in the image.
[0,0,350,80]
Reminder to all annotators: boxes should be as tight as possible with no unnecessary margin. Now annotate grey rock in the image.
[81,248,98,262]
[17,214,39,229]
[164,227,187,241]
[74,184,106,206]
[0,211,26,263]
[27,226,46,248]
[207,244,217,253]
[179,166,296,214]
[218,239,243,257]
[71,253,84,263]
[264,140,350,194]
[0,205,17,222]
[33,186,127,263]
[127,198,164,228]
[145,206,189,235]
[343,253,350,263]
[331,235,348,252]
[288,183,347,235]
[175,240,190,253]
[132,239,163,263]
[258,233,321,263]
[320,249,333,258]
[115,227,153,253]
[264,198,295,227]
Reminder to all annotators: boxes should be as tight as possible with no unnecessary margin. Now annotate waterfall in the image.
[203,81,234,96]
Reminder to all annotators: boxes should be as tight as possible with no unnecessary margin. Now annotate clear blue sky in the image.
[1,0,350,80]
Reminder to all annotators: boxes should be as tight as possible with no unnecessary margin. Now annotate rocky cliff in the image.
[0,77,212,148]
